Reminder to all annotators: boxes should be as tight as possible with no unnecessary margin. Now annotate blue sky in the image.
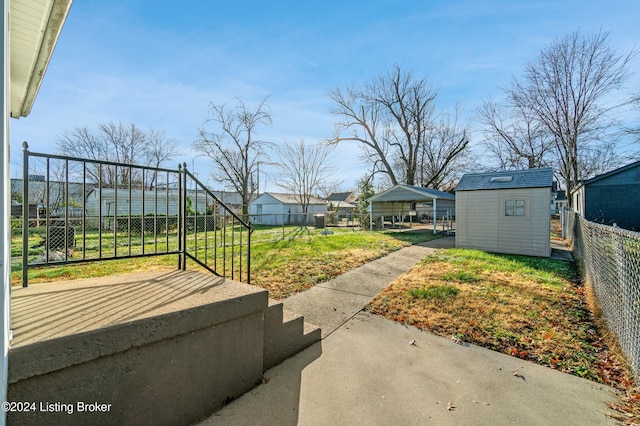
[11,0,640,191]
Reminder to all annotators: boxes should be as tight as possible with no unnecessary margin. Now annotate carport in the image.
[367,184,455,233]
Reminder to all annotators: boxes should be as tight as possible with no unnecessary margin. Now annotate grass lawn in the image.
[14,226,441,300]
[366,248,639,423]
[249,228,440,299]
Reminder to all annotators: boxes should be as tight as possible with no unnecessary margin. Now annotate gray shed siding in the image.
[456,187,550,257]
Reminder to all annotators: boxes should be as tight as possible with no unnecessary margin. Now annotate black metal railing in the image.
[180,166,251,283]
[20,143,251,287]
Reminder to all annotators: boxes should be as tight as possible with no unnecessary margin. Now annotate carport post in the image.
[433,198,437,234]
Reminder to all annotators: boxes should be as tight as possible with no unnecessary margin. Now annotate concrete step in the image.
[9,273,271,426]
[263,300,321,371]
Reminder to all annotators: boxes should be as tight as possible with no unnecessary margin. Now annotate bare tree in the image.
[329,65,438,186]
[625,94,640,159]
[275,140,336,214]
[144,129,180,189]
[508,30,634,201]
[418,106,471,190]
[316,179,345,200]
[578,142,621,179]
[478,99,554,170]
[56,121,179,188]
[194,97,272,216]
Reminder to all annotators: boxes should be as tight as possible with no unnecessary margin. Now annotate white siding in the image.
[572,186,585,217]
[2,1,10,415]
[85,189,212,217]
[249,194,327,225]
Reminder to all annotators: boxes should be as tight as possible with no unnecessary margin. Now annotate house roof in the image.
[368,184,455,203]
[572,160,640,193]
[455,168,553,191]
[253,192,326,205]
[331,201,357,209]
[327,191,356,202]
[10,0,73,117]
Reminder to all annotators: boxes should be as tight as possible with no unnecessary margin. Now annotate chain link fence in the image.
[247,212,364,244]
[564,209,640,381]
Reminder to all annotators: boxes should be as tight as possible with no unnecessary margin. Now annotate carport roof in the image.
[455,168,553,191]
[368,184,454,203]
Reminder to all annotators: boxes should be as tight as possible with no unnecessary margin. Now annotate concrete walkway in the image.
[199,236,619,426]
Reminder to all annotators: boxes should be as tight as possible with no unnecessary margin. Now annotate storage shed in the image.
[368,184,455,233]
[455,168,553,257]
[571,160,640,231]
[248,192,327,225]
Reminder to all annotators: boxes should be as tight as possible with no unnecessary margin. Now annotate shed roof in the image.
[369,184,455,203]
[572,160,640,192]
[455,168,553,191]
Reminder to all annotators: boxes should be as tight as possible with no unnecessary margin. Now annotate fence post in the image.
[22,142,29,287]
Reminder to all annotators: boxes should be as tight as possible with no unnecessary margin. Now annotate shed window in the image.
[505,199,525,217]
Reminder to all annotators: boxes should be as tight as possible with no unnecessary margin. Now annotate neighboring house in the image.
[11,178,95,216]
[249,192,327,225]
[571,160,640,231]
[329,200,357,213]
[211,191,245,215]
[326,192,357,219]
[85,188,209,217]
[13,179,245,217]
[368,184,455,232]
[326,191,357,204]
[550,181,568,214]
[552,189,568,215]
[455,168,553,257]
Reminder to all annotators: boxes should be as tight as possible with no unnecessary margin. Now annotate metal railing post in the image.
[181,163,188,270]
[247,226,251,284]
[22,142,29,287]
[177,163,183,270]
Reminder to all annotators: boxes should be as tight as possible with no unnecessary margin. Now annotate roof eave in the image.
[11,0,73,118]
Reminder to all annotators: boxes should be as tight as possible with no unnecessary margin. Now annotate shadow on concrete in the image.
[11,270,226,346]
[200,342,323,426]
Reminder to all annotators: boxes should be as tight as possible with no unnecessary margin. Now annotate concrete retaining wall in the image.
[8,277,320,425]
